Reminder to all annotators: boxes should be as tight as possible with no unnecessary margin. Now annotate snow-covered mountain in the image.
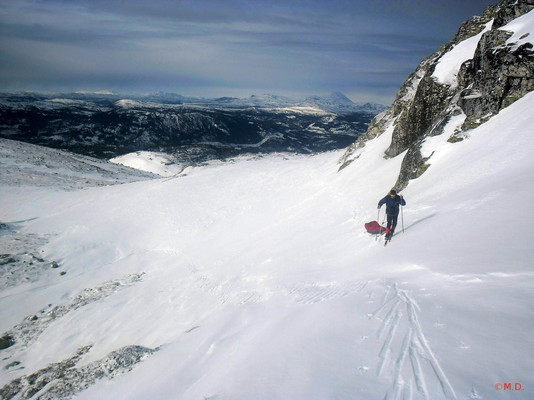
[302,91,386,114]
[0,92,379,162]
[1,1,533,399]
[340,0,534,190]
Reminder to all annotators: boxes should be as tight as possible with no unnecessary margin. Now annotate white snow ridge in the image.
[110,151,186,177]
[1,89,533,399]
[432,21,493,88]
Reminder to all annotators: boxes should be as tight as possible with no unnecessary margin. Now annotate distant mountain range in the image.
[0,91,386,163]
[0,91,386,113]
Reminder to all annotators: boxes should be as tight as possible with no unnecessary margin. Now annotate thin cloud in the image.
[0,0,497,104]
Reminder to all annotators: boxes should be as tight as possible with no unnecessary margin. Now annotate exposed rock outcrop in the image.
[340,0,534,190]
[0,274,150,399]
[458,30,534,130]
[0,344,156,400]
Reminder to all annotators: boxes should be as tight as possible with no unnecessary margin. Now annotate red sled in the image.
[365,221,386,235]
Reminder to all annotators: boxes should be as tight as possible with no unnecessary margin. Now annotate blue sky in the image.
[0,0,496,104]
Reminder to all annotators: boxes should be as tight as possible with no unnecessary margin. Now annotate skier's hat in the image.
[389,189,397,195]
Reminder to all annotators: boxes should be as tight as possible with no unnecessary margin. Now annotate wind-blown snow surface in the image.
[1,93,534,399]
[503,8,534,49]
[433,21,493,88]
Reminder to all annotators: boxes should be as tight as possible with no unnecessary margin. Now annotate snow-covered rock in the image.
[340,0,534,191]
[432,21,493,88]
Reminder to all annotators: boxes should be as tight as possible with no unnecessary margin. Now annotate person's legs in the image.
[386,215,398,239]
[390,215,398,237]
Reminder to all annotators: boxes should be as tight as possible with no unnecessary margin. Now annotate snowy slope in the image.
[1,89,533,399]
[0,138,156,189]
[110,151,187,177]
[502,6,534,49]
[432,21,493,87]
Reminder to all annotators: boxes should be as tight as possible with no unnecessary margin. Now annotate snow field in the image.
[110,151,186,177]
[432,21,493,88]
[1,94,534,399]
[502,9,534,50]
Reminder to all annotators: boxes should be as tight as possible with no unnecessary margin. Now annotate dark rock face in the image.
[459,30,534,129]
[395,142,432,190]
[385,74,451,158]
[0,334,15,350]
[493,0,534,28]
[454,6,498,42]
[340,0,534,190]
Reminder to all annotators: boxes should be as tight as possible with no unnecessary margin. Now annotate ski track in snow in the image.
[185,265,369,307]
[287,280,368,305]
[370,283,456,400]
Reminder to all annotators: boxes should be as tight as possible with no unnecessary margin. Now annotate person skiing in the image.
[377,189,406,241]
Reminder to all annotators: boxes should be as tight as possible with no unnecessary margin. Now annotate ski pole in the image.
[401,204,404,233]
[376,208,380,241]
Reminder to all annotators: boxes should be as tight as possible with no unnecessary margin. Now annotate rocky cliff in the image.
[339,0,534,190]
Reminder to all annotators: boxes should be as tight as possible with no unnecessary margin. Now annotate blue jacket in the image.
[378,194,406,216]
